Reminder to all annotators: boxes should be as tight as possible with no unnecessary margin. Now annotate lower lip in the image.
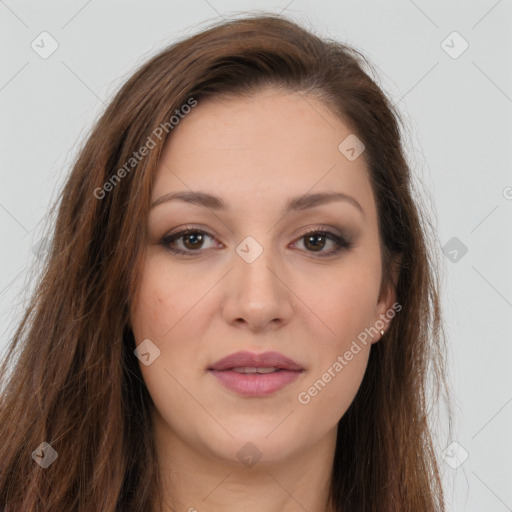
[209,369,303,396]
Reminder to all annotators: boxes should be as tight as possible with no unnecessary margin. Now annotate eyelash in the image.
[160,225,353,258]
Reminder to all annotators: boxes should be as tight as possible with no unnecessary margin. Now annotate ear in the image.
[372,253,402,344]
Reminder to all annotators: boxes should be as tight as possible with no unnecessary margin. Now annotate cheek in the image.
[130,260,200,427]
[295,258,379,414]
[130,256,186,341]
[301,346,370,425]
[130,254,206,379]
[309,260,381,345]
[297,293,373,421]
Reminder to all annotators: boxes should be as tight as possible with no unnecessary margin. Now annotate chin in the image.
[200,419,307,467]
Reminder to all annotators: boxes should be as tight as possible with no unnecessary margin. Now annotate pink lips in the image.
[208,350,304,396]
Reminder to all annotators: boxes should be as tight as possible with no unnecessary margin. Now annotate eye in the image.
[161,227,220,255]
[160,226,352,257]
[292,229,352,257]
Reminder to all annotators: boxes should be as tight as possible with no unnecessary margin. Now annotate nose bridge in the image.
[235,233,282,299]
[223,232,292,328]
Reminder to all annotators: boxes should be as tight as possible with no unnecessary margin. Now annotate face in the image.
[130,87,396,466]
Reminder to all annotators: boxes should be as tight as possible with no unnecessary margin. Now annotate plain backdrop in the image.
[1,1,511,510]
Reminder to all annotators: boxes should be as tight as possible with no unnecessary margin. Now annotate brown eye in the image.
[161,229,218,255]
[303,233,327,252]
[294,230,352,257]
[182,231,205,250]
[161,227,351,258]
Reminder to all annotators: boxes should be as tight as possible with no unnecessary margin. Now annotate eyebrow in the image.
[150,190,365,217]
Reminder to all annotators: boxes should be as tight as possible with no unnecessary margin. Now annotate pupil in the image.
[184,232,203,249]
[306,234,325,251]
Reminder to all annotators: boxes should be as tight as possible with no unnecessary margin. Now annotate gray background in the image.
[1,1,511,510]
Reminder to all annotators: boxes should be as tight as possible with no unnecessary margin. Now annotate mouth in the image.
[208,351,304,396]
[229,366,282,373]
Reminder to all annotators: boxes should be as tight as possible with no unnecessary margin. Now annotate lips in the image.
[208,350,304,372]
[208,351,304,396]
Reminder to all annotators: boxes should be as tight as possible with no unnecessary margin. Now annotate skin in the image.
[130,86,397,512]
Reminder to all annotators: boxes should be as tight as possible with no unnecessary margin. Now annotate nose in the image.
[221,242,293,332]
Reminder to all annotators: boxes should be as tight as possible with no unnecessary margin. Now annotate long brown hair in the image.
[0,13,453,511]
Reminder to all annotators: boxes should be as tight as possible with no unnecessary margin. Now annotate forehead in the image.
[152,88,376,220]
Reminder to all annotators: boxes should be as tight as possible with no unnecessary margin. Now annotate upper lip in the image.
[208,351,304,371]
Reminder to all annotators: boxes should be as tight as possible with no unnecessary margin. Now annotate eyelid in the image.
[294,224,344,239]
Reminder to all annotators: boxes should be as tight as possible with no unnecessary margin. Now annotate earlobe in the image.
[372,286,395,344]
[371,287,396,344]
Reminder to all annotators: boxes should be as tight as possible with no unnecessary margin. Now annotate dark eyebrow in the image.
[150,190,364,217]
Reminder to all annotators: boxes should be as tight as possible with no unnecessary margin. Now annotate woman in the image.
[0,13,452,512]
